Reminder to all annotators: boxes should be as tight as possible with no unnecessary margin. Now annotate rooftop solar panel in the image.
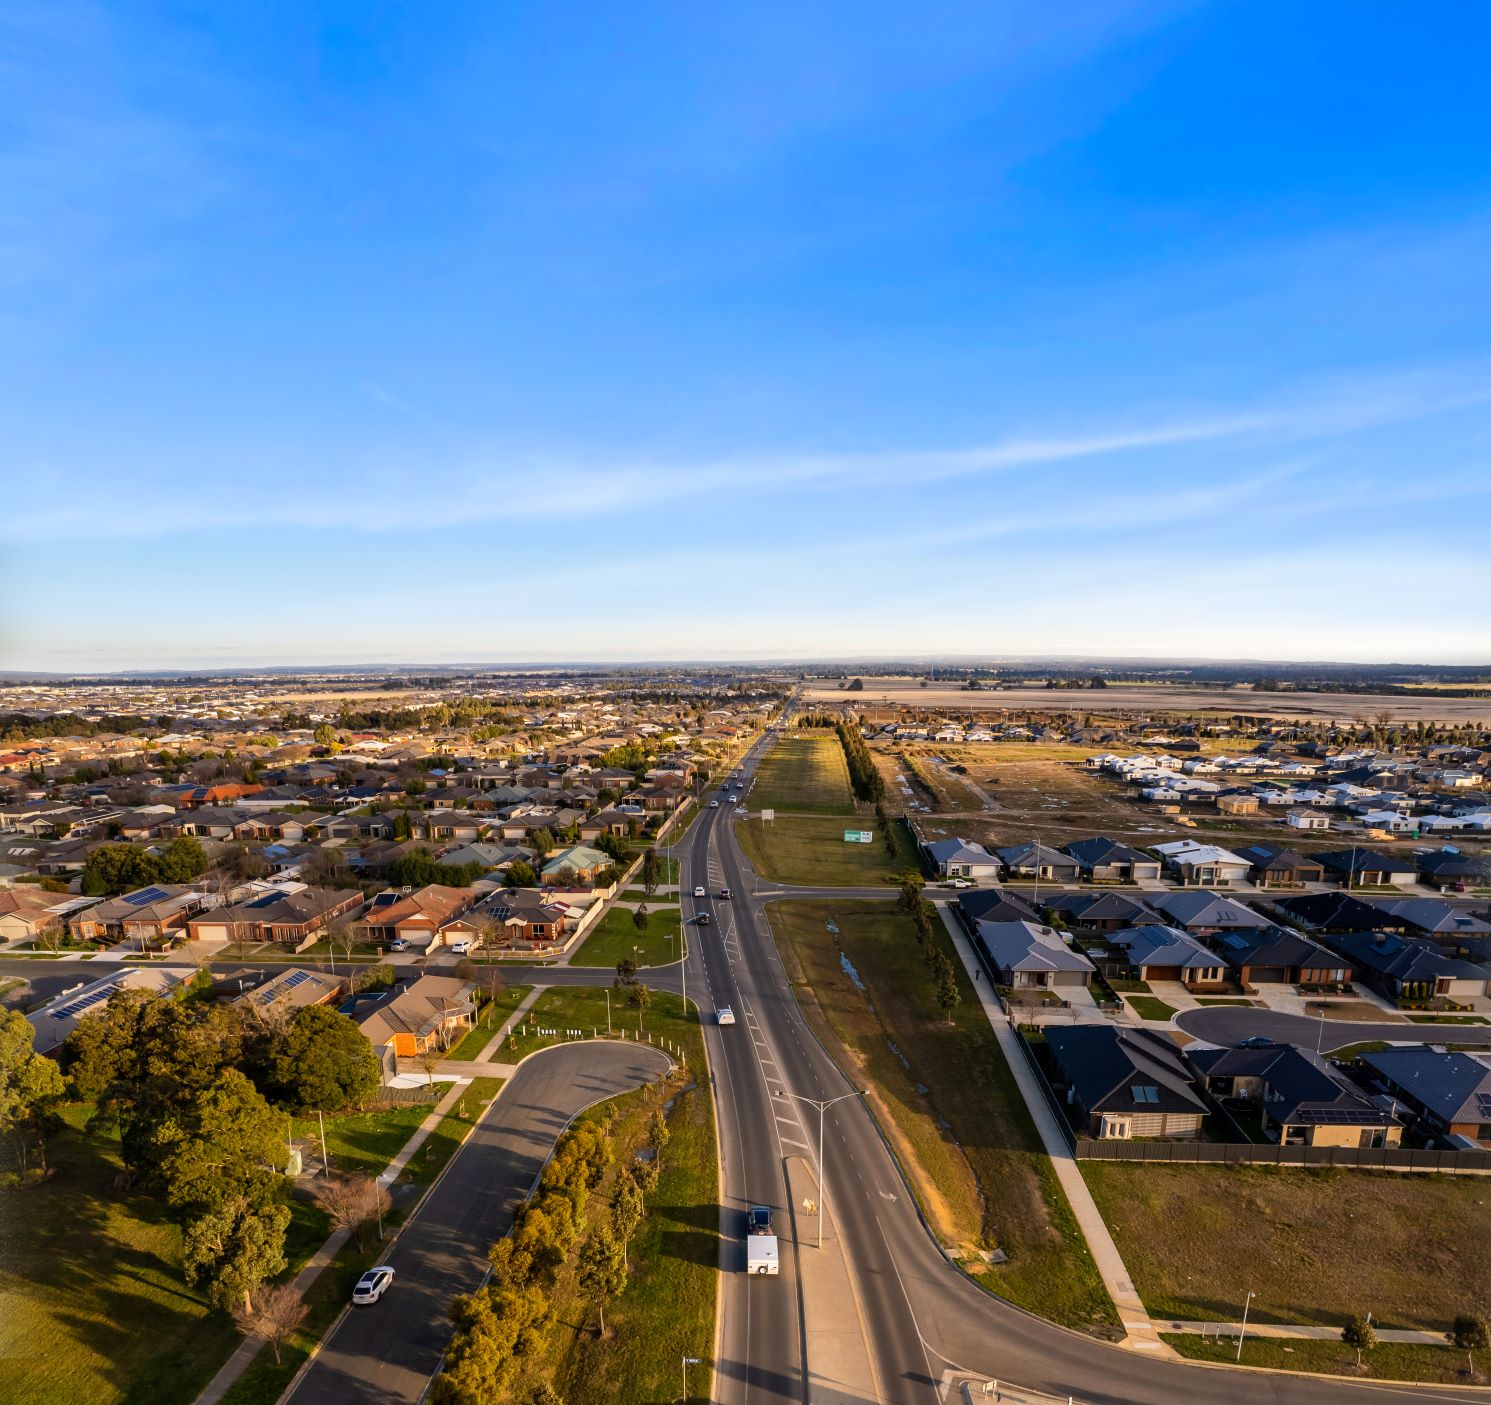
[127,886,170,905]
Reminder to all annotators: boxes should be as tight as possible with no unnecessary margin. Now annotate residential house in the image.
[1286,809,1331,831]
[957,887,1041,927]
[1188,1043,1400,1148]
[1314,848,1417,888]
[69,884,207,946]
[1417,850,1488,892]
[1150,840,1252,888]
[232,967,346,1019]
[28,966,186,1054]
[479,888,572,946]
[1043,1025,1208,1140]
[1360,1048,1491,1146]
[1148,890,1271,936]
[923,838,1003,882]
[1233,844,1325,888]
[1043,891,1161,933]
[1105,925,1229,989]
[1371,898,1490,941]
[994,842,1080,884]
[1274,891,1397,933]
[360,884,479,950]
[1216,793,1260,816]
[973,920,1095,990]
[356,975,477,1070]
[540,845,614,887]
[1063,837,1161,884]
[0,886,74,944]
[1206,926,1352,988]
[1324,931,1491,1005]
[187,886,364,948]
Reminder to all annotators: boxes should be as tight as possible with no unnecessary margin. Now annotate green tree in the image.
[0,1009,65,1173]
[80,842,161,896]
[648,1107,670,1155]
[1450,1315,1490,1381]
[1342,1314,1376,1369]
[576,1224,627,1334]
[506,860,537,888]
[530,827,557,856]
[435,1283,549,1404]
[931,949,960,1022]
[897,877,924,914]
[313,723,337,747]
[640,848,661,895]
[613,1172,645,1269]
[157,836,208,882]
[270,1006,381,1112]
[631,905,649,936]
[183,1197,291,1313]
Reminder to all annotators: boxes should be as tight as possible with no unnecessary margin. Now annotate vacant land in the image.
[573,904,685,968]
[1083,1162,1491,1333]
[803,676,1491,724]
[737,813,920,887]
[748,732,857,814]
[768,899,1117,1334]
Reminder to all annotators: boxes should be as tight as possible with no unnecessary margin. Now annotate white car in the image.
[694,885,707,898]
[716,1007,736,1026]
[709,800,720,808]
[352,1266,395,1304]
[446,938,472,955]
[944,878,973,889]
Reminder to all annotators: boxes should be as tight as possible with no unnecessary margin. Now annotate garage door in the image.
[1250,966,1287,983]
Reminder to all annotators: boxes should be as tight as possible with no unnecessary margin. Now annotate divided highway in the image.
[688,729,1464,1404]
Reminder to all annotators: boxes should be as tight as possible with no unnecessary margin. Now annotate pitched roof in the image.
[1189,1043,1395,1127]
[1361,1047,1491,1126]
[1149,891,1271,930]
[1044,1025,1207,1117]
[1064,836,1156,869]
[1108,924,1221,971]
[356,975,476,1046]
[975,920,1095,975]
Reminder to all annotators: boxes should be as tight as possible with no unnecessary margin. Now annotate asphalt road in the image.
[696,731,1474,1405]
[283,1038,672,1405]
[1177,1005,1491,1053]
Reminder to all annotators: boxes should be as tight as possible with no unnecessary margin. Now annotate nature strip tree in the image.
[312,1174,393,1247]
[1451,1315,1491,1382]
[577,1223,628,1335]
[232,1282,308,1365]
[1342,1315,1377,1370]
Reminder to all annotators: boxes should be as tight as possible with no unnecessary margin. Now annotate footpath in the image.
[194,1076,476,1405]
[933,902,1172,1357]
[783,1154,880,1405]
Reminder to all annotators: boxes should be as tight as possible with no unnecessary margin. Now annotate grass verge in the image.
[749,733,857,814]
[1161,1333,1481,1385]
[445,984,535,1061]
[767,898,1118,1335]
[1126,995,1179,1021]
[573,904,685,968]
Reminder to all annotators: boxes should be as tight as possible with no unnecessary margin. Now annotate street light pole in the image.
[1236,1288,1255,1362]
[778,1088,867,1248]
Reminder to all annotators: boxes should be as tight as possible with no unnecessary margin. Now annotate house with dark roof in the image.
[1314,848,1417,888]
[1322,931,1491,1004]
[1274,891,1396,933]
[1063,837,1162,884]
[1043,891,1161,933]
[1360,1047,1491,1145]
[1148,890,1271,936]
[1188,1043,1401,1148]
[973,920,1094,990]
[1233,843,1325,888]
[957,888,1040,927]
[995,842,1080,884]
[186,886,364,948]
[1043,1025,1207,1140]
[1371,898,1490,941]
[1416,850,1488,891]
[1205,926,1351,987]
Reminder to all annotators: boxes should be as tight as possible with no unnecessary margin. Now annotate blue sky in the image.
[4,1,1490,671]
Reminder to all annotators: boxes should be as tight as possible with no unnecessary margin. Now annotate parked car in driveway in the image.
[352,1267,395,1304]
[446,938,472,955]
[388,937,409,952]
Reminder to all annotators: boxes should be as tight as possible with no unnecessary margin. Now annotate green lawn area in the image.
[1162,1333,1480,1386]
[1406,1013,1491,1025]
[291,1100,434,1178]
[748,732,857,814]
[1125,995,1179,1021]
[572,903,685,968]
[0,1105,244,1405]
[445,983,534,1061]
[737,813,921,887]
[504,983,694,1059]
[768,899,1118,1335]
[1084,1162,1491,1333]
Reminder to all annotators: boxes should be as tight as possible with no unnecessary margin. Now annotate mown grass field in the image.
[768,899,1118,1334]
[737,813,921,887]
[748,732,857,814]
[573,903,685,968]
[1083,1162,1491,1333]
[445,983,535,1060]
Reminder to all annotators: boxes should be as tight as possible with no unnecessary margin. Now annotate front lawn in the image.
[768,899,1118,1334]
[737,813,920,887]
[1083,1162,1491,1333]
[1125,995,1178,1021]
[445,983,534,1061]
[291,1100,435,1178]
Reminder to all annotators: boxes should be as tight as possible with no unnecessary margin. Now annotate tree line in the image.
[834,722,885,806]
[434,1103,672,1404]
[899,878,961,1022]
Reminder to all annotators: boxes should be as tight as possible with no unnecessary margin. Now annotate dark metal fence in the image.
[1072,1138,1491,1172]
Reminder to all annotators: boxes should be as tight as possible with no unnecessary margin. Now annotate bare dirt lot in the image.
[805,677,1491,724]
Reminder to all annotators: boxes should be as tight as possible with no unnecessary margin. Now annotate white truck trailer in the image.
[746,1206,779,1275]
